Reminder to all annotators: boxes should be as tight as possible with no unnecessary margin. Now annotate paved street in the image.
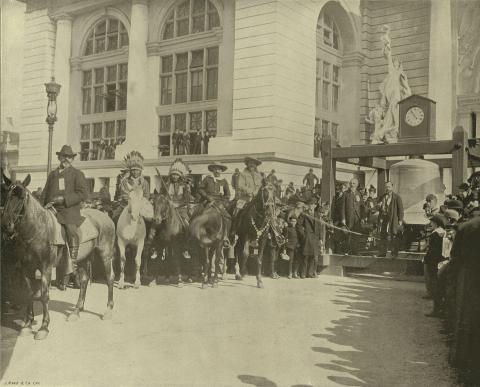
[1,275,459,387]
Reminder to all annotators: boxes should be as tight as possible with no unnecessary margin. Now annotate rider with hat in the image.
[42,145,88,275]
[237,157,263,202]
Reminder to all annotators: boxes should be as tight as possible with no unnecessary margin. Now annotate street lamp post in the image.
[44,77,61,176]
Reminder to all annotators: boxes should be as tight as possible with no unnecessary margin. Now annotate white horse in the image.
[116,184,153,289]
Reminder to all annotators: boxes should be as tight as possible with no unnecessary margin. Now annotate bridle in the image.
[2,184,27,239]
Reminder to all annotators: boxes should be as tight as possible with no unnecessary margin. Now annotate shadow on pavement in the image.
[312,280,459,387]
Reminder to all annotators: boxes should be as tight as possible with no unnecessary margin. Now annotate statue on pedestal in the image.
[367,25,412,144]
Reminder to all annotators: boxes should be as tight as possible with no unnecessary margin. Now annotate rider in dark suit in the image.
[339,178,364,255]
[42,145,88,273]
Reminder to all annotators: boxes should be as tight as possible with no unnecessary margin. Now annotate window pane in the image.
[80,142,90,161]
[175,113,186,131]
[206,68,218,99]
[160,116,171,134]
[118,82,127,110]
[332,123,338,139]
[190,112,202,131]
[332,85,339,112]
[119,63,128,80]
[105,84,116,112]
[159,135,171,156]
[93,123,103,138]
[176,53,188,70]
[191,50,204,68]
[82,89,92,114]
[333,65,339,83]
[193,0,206,14]
[177,19,189,36]
[85,39,93,55]
[322,81,329,110]
[161,76,172,105]
[190,71,203,101]
[162,56,173,73]
[175,73,187,103]
[81,124,90,140]
[94,86,104,113]
[206,110,217,130]
[107,65,117,82]
[177,1,190,17]
[96,20,106,35]
[323,62,330,79]
[333,30,339,50]
[117,120,126,139]
[192,15,205,33]
[83,70,92,86]
[208,5,220,29]
[107,35,118,51]
[120,32,129,47]
[95,68,104,84]
[322,120,329,136]
[108,19,118,33]
[163,22,174,40]
[95,37,105,53]
[105,121,115,138]
[323,29,331,46]
[207,47,219,65]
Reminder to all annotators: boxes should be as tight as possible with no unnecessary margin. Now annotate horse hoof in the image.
[34,329,49,340]
[19,326,33,337]
[134,282,141,289]
[118,283,125,290]
[202,282,208,289]
[102,309,113,320]
[67,312,80,322]
[257,282,264,289]
[177,282,183,288]
[213,282,219,288]
[235,274,243,281]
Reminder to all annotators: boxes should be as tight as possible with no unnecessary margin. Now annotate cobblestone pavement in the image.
[1,275,460,387]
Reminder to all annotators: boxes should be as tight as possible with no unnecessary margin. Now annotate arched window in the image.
[79,16,129,161]
[158,0,221,157]
[163,0,220,40]
[314,10,342,157]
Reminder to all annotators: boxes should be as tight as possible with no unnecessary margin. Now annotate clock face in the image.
[405,106,425,127]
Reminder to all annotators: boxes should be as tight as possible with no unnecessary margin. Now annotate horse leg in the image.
[234,240,242,281]
[211,247,217,288]
[202,247,209,289]
[68,262,88,322]
[34,266,52,340]
[241,240,250,278]
[270,247,279,279]
[256,239,266,289]
[118,240,127,289]
[19,275,34,337]
[174,245,183,288]
[134,240,144,289]
[102,257,114,320]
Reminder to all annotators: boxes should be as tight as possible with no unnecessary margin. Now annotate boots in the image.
[69,246,79,273]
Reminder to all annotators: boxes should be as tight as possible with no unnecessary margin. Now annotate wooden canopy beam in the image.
[337,157,388,170]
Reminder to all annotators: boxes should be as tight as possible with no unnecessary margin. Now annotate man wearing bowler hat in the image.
[42,145,88,278]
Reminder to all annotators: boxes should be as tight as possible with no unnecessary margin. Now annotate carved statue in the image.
[367,25,412,144]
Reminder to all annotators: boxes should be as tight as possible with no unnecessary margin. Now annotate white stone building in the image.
[4,0,479,195]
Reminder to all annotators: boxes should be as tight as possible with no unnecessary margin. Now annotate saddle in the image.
[47,209,99,246]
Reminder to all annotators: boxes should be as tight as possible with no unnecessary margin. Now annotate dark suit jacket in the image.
[297,211,322,256]
[424,229,444,266]
[198,176,230,202]
[378,192,404,235]
[42,166,88,225]
[339,190,364,230]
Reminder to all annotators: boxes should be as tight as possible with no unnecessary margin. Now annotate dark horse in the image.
[189,203,228,289]
[149,192,190,287]
[1,174,115,340]
[233,182,278,288]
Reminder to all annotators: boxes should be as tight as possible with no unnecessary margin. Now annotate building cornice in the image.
[48,0,120,19]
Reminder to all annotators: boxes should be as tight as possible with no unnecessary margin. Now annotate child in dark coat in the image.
[284,216,300,278]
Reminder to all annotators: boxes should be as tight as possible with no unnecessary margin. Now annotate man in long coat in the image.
[377,181,404,257]
[297,198,323,278]
[42,145,88,274]
[339,178,364,255]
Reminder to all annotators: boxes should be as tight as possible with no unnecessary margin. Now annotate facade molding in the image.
[48,0,118,18]
[156,100,218,116]
[457,94,480,113]
[70,47,129,71]
[342,51,366,67]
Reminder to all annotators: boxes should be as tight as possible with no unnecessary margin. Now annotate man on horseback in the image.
[198,162,231,247]
[112,151,150,224]
[42,145,88,275]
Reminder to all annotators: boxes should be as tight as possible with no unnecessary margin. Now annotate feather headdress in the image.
[123,150,144,171]
[168,158,191,177]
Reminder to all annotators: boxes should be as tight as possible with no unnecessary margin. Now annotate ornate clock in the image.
[398,95,436,142]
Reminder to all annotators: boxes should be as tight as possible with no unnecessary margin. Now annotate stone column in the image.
[428,0,454,140]
[118,0,156,159]
[53,14,73,153]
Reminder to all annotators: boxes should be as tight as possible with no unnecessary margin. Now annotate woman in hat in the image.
[42,145,89,287]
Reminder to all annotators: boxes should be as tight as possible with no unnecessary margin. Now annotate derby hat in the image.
[244,156,262,166]
[208,162,228,172]
[430,214,447,228]
[446,199,463,211]
[458,182,470,191]
[56,145,77,158]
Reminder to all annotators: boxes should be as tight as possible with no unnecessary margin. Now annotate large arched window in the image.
[79,16,129,161]
[162,0,220,40]
[314,10,342,157]
[157,0,221,157]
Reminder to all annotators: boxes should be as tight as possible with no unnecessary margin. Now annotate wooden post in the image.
[452,126,468,195]
[321,134,335,206]
[377,168,386,198]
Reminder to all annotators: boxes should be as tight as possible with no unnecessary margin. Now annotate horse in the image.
[1,174,115,340]
[149,192,190,287]
[189,202,229,288]
[116,184,153,289]
[233,182,278,288]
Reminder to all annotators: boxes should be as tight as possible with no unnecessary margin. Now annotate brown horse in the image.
[189,203,228,288]
[1,174,115,340]
[233,182,278,288]
[149,192,190,286]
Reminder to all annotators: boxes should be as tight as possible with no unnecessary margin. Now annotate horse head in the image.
[255,180,277,218]
[1,174,31,236]
[127,184,153,222]
[151,191,170,225]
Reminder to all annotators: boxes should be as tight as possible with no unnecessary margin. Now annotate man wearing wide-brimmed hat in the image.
[237,157,263,202]
[42,145,88,281]
[198,162,230,204]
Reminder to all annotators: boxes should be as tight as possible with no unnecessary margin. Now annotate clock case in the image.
[398,94,436,142]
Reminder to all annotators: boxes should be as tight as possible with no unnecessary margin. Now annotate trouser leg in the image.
[64,224,80,272]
